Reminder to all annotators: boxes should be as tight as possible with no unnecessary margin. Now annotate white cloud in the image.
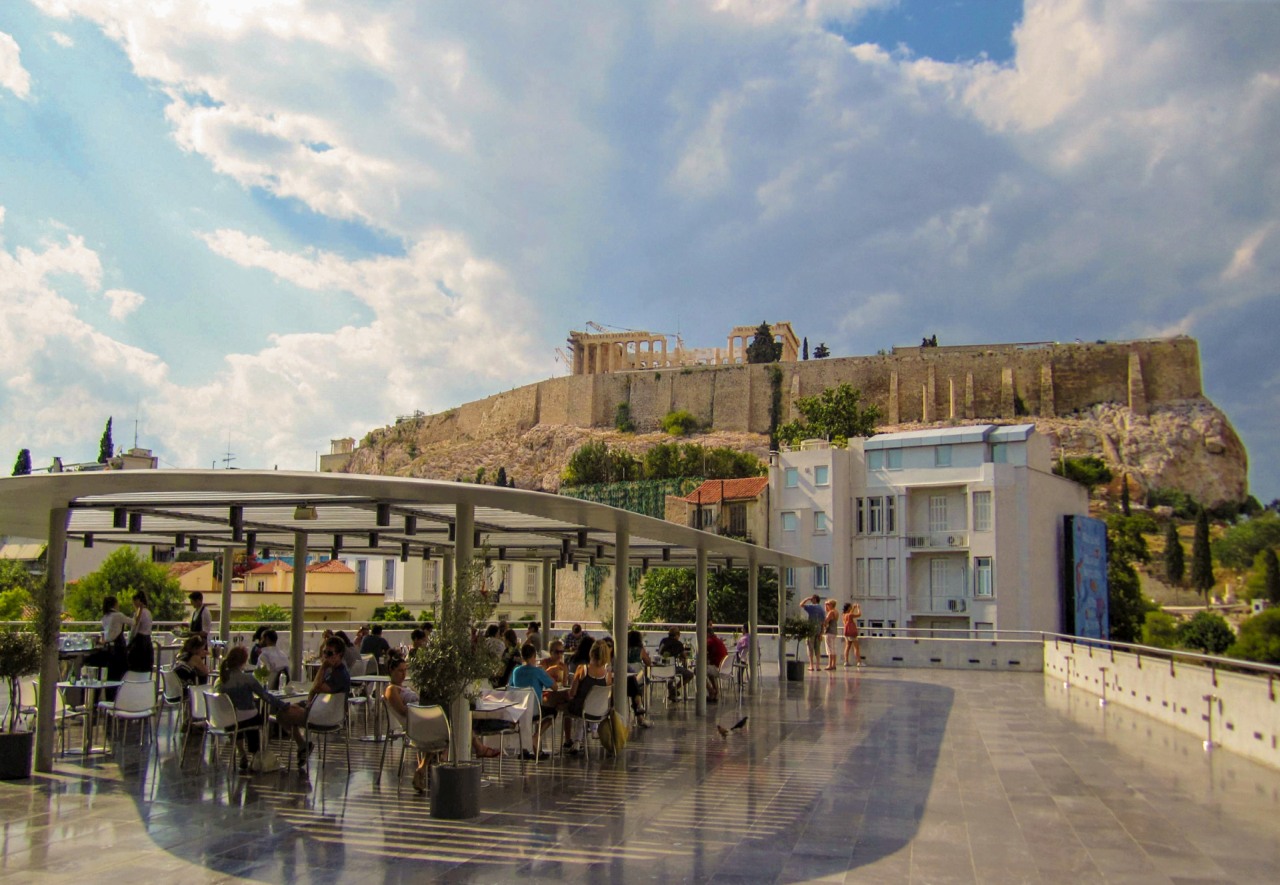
[103,288,145,319]
[51,32,74,48]
[0,31,32,100]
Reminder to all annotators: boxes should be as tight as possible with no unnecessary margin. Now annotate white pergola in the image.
[0,470,815,772]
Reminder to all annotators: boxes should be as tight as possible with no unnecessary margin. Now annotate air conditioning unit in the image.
[947,598,966,612]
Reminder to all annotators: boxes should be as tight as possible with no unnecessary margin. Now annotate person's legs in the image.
[842,636,852,666]
[825,635,837,670]
[853,636,863,666]
[275,703,309,750]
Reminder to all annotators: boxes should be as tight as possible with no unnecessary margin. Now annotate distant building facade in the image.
[665,476,771,546]
[770,425,1087,634]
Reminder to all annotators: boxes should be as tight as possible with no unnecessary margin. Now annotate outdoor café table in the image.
[350,674,390,742]
[56,678,122,756]
[474,688,536,754]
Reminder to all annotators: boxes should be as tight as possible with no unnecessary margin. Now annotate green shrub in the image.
[1175,611,1234,654]
[1141,610,1179,649]
[661,410,700,436]
[1055,456,1112,491]
[1147,487,1201,519]
[1228,609,1280,664]
[372,603,414,622]
[614,402,635,433]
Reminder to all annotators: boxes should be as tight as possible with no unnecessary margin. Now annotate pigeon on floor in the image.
[716,724,729,739]
[730,716,748,731]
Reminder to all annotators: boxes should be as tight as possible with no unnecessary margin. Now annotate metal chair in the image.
[203,690,261,777]
[158,666,185,746]
[97,677,158,748]
[472,689,526,778]
[647,663,676,707]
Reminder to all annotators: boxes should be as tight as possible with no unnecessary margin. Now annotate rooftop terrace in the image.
[3,668,1278,884]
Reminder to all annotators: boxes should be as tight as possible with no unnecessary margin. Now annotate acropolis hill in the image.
[340,334,1247,508]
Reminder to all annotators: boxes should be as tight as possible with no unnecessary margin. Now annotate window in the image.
[855,497,865,534]
[886,496,896,534]
[973,491,992,532]
[814,511,828,534]
[929,496,948,533]
[728,503,747,536]
[254,579,265,593]
[991,443,1008,464]
[782,511,798,532]
[930,558,949,593]
[697,507,716,529]
[886,558,898,596]
[384,559,396,592]
[886,449,902,470]
[935,445,952,467]
[814,465,829,486]
[868,558,885,595]
[867,450,883,470]
[784,567,796,589]
[974,557,993,597]
[784,467,799,488]
[526,564,540,602]
[354,559,368,593]
[856,558,868,594]
[868,497,883,534]
[814,564,829,589]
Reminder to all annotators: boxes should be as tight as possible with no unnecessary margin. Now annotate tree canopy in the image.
[776,383,880,447]
[562,440,763,487]
[637,566,784,625]
[1190,509,1215,598]
[1054,456,1112,491]
[11,449,31,476]
[745,322,782,364]
[0,560,39,621]
[64,546,185,622]
[1176,611,1235,654]
[98,417,114,464]
[1107,515,1155,643]
[1212,512,1280,570]
[1228,609,1280,664]
[1162,522,1185,587]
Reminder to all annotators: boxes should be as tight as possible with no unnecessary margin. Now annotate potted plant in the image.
[407,562,498,819]
[0,630,42,779]
[781,617,818,682]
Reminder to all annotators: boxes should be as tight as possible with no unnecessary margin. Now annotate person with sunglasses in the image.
[275,636,352,768]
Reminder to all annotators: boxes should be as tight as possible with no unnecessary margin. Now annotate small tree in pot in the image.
[0,630,42,779]
[407,561,498,818]
[781,617,819,681]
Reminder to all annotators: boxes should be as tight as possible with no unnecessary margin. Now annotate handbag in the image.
[598,709,629,754]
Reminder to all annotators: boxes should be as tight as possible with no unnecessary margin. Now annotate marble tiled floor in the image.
[2,669,1279,884]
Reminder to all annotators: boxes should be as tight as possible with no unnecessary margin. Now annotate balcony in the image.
[905,531,969,552]
[908,594,970,614]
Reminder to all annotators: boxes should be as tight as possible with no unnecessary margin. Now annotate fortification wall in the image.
[386,337,1204,444]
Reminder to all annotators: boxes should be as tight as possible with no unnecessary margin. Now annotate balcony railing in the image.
[908,595,971,614]
[905,531,969,551]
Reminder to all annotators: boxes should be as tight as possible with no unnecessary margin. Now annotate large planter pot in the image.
[430,761,482,819]
[0,732,35,780]
[785,659,806,682]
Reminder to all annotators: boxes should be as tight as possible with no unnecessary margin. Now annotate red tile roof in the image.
[680,476,770,505]
[167,561,212,578]
[246,560,292,575]
[307,559,354,574]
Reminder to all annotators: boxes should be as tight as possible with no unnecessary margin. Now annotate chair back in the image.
[649,663,676,680]
[188,682,208,722]
[581,682,612,721]
[115,678,156,714]
[385,698,408,733]
[719,655,737,677]
[406,704,451,754]
[204,691,239,731]
[160,667,185,704]
[348,658,367,678]
[308,692,347,728]
[269,667,289,690]
[122,670,151,683]
[361,653,377,675]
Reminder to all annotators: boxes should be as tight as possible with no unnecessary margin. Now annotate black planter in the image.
[0,732,35,780]
[430,761,482,819]
[785,660,806,682]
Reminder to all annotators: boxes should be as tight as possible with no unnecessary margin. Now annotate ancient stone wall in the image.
[382,337,1203,444]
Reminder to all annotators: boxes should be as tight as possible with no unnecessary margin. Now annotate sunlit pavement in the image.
[3,669,1279,884]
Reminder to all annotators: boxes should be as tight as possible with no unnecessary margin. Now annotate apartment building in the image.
[770,425,1087,634]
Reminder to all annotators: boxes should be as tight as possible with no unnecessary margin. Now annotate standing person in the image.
[842,602,863,668]
[801,595,826,671]
[188,591,213,638]
[93,596,132,684]
[704,628,728,703]
[360,624,392,663]
[126,591,154,674]
[734,623,752,665]
[822,599,839,671]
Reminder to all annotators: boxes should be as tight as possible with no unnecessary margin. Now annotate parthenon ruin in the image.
[567,322,800,375]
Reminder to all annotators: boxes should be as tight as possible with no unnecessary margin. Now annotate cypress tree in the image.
[1190,508,1214,600]
[1120,476,1131,516]
[802,337,809,360]
[98,417,114,463]
[11,449,31,476]
[1264,548,1280,605]
[1163,522,1185,587]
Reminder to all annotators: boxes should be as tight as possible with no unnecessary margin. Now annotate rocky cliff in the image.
[343,398,1246,508]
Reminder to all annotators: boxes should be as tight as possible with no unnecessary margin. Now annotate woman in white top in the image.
[126,591,154,674]
[99,596,133,682]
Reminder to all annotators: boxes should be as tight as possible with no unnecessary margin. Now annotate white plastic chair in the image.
[305,692,349,773]
[203,690,261,777]
[97,678,158,748]
[375,699,409,786]
[567,683,612,760]
[181,681,209,763]
[158,666,185,745]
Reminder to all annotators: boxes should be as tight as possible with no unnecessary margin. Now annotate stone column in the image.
[888,371,900,424]
[220,546,234,644]
[965,372,975,419]
[948,378,956,420]
[695,547,708,716]
[747,558,758,690]
[613,530,630,721]
[35,506,68,773]
[289,534,306,678]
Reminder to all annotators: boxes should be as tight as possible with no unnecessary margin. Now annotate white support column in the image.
[747,557,759,690]
[34,505,68,773]
[452,502,474,763]
[541,558,553,639]
[290,533,306,677]
[777,565,787,681]
[220,546,235,644]
[613,530,630,721]
[695,547,708,716]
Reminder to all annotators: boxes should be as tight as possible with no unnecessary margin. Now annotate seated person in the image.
[275,636,352,768]
[656,627,694,699]
[257,629,289,684]
[563,640,612,754]
[360,624,392,661]
[540,640,569,687]
[173,634,210,687]
[625,630,651,727]
[563,623,587,656]
[215,645,290,771]
[508,642,559,759]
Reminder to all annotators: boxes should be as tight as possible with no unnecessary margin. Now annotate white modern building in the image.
[770,425,1088,635]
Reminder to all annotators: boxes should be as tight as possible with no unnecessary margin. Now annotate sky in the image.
[0,0,1277,501]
